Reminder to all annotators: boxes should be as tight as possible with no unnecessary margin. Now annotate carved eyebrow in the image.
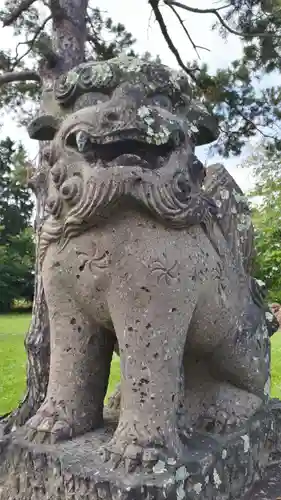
[146,84,174,96]
[145,86,186,107]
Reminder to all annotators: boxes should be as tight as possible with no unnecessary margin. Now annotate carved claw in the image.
[99,442,159,472]
[24,399,74,444]
[99,419,182,472]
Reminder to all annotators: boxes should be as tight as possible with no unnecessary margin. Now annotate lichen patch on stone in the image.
[241,434,250,453]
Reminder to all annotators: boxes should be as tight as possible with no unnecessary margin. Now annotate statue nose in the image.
[103,110,119,122]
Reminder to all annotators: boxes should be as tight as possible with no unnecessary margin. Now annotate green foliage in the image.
[246,145,281,301]
[252,206,281,302]
[221,0,281,73]
[157,0,281,155]
[0,138,33,243]
[85,6,136,61]
[0,137,35,312]
[204,0,281,155]
[0,230,35,312]
[193,61,273,156]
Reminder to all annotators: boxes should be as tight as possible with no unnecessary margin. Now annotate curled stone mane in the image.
[53,56,192,107]
[39,160,215,265]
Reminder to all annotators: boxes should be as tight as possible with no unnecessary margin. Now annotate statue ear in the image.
[186,101,219,146]
[27,114,61,141]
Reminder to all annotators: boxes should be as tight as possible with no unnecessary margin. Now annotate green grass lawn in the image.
[0,313,120,415]
[0,313,281,416]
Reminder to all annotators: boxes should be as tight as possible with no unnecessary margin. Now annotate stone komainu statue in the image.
[23,56,277,470]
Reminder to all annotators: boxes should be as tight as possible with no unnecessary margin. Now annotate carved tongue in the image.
[112,154,150,169]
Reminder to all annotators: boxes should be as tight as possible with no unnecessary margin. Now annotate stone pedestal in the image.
[1,400,281,500]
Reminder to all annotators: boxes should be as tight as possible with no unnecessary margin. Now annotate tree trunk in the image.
[1,0,88,433]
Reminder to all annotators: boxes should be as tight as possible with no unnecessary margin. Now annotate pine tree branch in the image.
[1,0,37,27]
[149,1,277,146]
[0,70,41,86]
[13,15,52,68]
[167,3,210,57]
[36,33,60,68]
[148,0,199,83]
[164,0,281,38]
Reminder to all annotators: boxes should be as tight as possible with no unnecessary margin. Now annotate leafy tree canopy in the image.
[0,137,35,311]
[245,144,281,301]
[149,0,281,155]
[0,137,33,243]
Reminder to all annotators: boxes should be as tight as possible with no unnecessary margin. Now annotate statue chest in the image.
[43,236,113,326]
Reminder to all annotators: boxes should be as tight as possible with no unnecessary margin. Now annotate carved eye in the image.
[73,92,109,111]
[148,94,173,111]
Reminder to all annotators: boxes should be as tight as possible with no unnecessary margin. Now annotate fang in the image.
[76,131,89,152]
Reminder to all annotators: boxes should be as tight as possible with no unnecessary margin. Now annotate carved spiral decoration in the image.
[134,170,214,229]
[45,195,63,218]
[54,62,115,106]
[39,161,215,265]
[53,57,194,110]
[79,62,114,90]
[54,72,78,104]
[60,176,83,206]
[50,163,66,188]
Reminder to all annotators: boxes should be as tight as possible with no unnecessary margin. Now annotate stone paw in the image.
[24,398,74,444]
[98,418,183,472]
[197,405,241,435]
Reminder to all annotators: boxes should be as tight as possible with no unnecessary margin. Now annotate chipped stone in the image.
[264,377,271,396]
[193,483,202,494]
[175,466,188,482]
[167,458,177,466]
[153,460,167,474]
[241,434,250,453]
[176,484,185,500]
[213,469,222,489]
[220,188,230,200]
[265,311,274,321]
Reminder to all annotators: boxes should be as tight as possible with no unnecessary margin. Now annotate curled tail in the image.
[204,163,255,275]
[204,163,278,337]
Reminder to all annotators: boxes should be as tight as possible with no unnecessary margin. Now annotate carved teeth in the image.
[76,131,90,152]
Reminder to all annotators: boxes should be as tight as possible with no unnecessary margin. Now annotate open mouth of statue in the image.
[65,128,181,169]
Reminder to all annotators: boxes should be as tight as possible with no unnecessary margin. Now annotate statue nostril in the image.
[105,111,119,121]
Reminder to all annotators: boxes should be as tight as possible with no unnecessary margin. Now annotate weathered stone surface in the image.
[27,55,219,146]
[244,462,281,499]
[1,400,281,499]
[204,163,279,338]
[2,56,280,499]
